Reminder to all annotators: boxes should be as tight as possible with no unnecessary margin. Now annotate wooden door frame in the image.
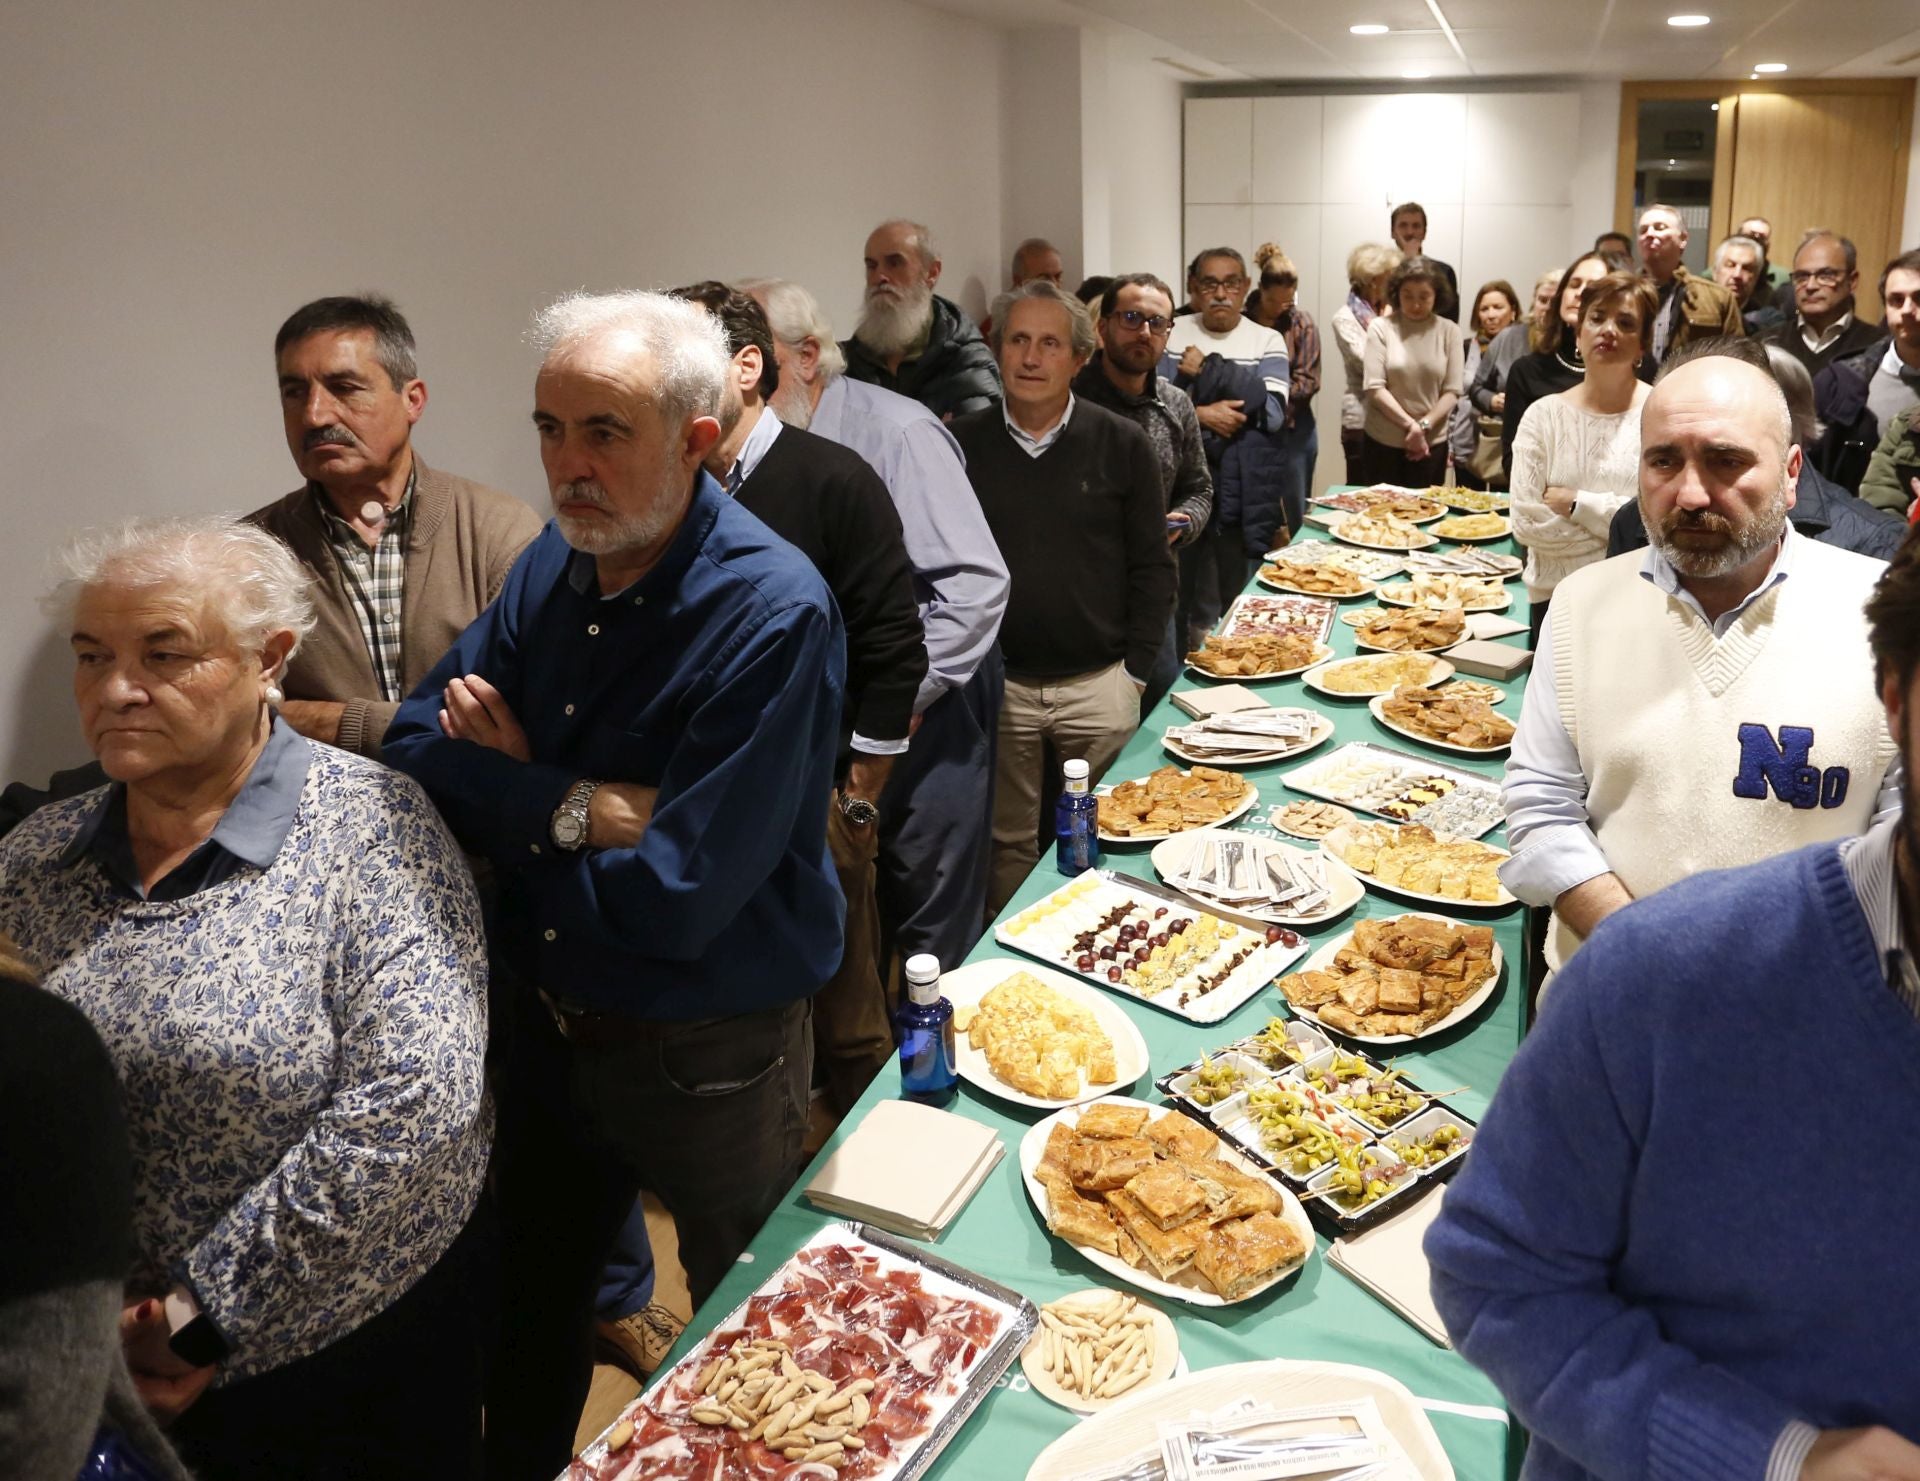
[1613,79,1914,251]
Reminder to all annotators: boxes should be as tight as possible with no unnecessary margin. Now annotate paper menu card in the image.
[804,1098,1003,1242]
[1325,1185,1451,1348]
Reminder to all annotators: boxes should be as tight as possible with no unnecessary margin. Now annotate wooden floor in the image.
[570,1096,841,1453]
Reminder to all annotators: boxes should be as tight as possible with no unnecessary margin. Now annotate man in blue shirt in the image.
[385,289,845,1481]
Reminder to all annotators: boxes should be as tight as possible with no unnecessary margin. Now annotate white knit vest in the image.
[1547,540,1895,969]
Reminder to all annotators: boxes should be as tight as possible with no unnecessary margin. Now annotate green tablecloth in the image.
[663,513,1533,1479]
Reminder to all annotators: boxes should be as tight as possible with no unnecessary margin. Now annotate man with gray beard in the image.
[384,290,844,1480]
[843,218,1001,421]
[1500,337,1900,982]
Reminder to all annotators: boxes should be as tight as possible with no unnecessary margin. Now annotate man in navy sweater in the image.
[1427,525,1920,1480]
[385,290,844,1481]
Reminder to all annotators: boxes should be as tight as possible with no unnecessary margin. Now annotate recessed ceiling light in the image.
[1350,23,1390,35]
[1753,61,1788,72]
[1710,102,1720,110]
[1667,14,1711,26]
[1402,67,1431,78]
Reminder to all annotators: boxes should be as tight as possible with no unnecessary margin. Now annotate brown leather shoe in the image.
[594,1301,687,1379]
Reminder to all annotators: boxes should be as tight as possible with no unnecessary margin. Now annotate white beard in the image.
[768,373,815,431]
[855,280,934,360]
[551,469,685,556]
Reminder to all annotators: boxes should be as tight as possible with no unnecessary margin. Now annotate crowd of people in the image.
[3,195,1920,1481]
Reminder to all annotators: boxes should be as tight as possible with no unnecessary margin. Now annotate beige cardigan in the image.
[248,457,544,757]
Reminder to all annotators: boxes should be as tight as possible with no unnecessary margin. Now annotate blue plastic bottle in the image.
[1055,758,1102,875]
[894,953,957,1106]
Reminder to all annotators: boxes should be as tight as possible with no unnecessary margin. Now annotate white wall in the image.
[0,0,1009,782]
[1905,79,1920,253]
[1182,86,1621,493]
[1084,33,1186,286]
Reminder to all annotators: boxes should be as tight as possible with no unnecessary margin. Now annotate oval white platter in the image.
[1437,489,1511,513]
[1316,820,1516,909]
[1282,911,1504,1044]
[1148,828,1365,926]
[1327,515,1439,551]
[1431,515,1513,543]
[1096,777,1261,845]
[1302,654,1455,699]
[1255,569,1380,601]
[1017,1094,1316,1307]
[1352,632,1463,656]
[1184,641,1335,684]
[942,958,1153,1110]
[1161,711,1335,768]
[1025,1357,1455,1481]
[1018,1291,1181,1413]
[1376,582,1511,613]
[1368,693,1513,756]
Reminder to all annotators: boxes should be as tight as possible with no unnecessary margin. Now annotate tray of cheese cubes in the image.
[996,871,1310,1024]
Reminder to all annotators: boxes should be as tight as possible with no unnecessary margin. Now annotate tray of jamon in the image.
[565,1224,1036,1481]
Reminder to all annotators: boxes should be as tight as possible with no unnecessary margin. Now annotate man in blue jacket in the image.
[385,289,845,1481]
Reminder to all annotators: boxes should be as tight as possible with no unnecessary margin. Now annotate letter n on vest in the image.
[1732,723,1848,810]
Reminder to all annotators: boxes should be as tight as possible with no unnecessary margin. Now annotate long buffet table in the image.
[652,508,1533,1479]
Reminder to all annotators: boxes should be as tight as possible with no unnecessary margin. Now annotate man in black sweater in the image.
[952,281,1176,914]
[676,282,928,1109]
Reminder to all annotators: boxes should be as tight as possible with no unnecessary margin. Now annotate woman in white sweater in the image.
[1509,270,1660,637]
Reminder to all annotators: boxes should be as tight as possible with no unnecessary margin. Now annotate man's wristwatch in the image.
[839,794,879,828]
[551,779,601,851]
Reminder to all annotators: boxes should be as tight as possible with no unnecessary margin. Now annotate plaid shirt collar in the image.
[314,463,416,702]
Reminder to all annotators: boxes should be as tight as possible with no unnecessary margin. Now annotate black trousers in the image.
[1178,523,1256,651]
[170,1200,494,1481]
[482,990,812,1481]
[1356,434,1447,489]
[874,650,1003,974]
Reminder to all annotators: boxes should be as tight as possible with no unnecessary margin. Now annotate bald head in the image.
[1640,355,1798,582]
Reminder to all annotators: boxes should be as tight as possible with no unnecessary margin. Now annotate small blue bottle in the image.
[895,953,958,1106]
[1055,758,1102,875]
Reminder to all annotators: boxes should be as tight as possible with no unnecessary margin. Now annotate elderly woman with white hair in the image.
[0,515,492,1480]
[1330,242,1403,482]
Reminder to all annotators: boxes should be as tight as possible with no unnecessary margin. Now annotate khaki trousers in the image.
[989,661,1140,914]
[812,788,894,1114]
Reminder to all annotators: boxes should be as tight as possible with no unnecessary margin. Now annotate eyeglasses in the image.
[1115,309,1174,334]
[1790,267,1847,287]
[1194,276,1247,293]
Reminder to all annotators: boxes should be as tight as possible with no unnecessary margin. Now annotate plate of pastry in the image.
[1351,607,1466,654]
[1327,513,1439,551]
[1270,799,1356,840]
[1317,820,1515,908]
[1256,558,1377,600]
[1184,633,1333,682]
[1431,513,1513,543]
[1275,913,1503,1043]
[1302,653,1456,699]
[1368,686,1515,755]
[1020,1097,1315,1305]
[1376,574,1511,613]
[944,959,1151,1109]
[1096,765,1259,843]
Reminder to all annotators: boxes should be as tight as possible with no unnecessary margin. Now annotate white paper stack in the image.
[1164,709,1318,761]
[804,1098,1004,1242]
[1169,835,1334,918]
[1171,684,1274,720]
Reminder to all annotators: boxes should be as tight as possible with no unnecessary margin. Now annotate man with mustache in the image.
[385,290,843,1480]
[249,295,542,755]
[1427,526,1920,1481]
[1501,336,1899,979]
[842,218,1001,421]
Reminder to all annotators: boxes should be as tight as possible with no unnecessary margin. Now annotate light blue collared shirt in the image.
[807,375,1008,711]
[1500,525,1901,905]
[1002,393,1075,458]
[721,406,784,494]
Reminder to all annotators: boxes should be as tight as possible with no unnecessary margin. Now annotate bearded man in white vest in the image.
[1502,336,1901,974]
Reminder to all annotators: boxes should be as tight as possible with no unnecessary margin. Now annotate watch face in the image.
[553,812,587,848]
[843,797,879,826]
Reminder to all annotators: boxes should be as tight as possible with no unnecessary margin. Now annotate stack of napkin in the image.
[804,1099,1003,1241]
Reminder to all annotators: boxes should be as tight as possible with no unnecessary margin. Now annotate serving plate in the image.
[1281,913,1504,1044]
[1255,568,1380,601]
[1182,641,1334,683]
[1302,653,1455,699]
[1376,582,1511,613]
[1317,820,1515,909]
[1017,1290,1182,1414]
[1017,1095,1316,1307]
[941,958,1152,1110]
[1432,514,1513,543]
[1096,774,1260,844]
[1368,693,1513,756]
[1161,710,1335,767]
[1149,828,1365,927]
[1216,592,1338,644]
[1328,518,1440,552]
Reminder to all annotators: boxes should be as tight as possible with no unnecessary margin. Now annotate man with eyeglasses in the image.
[1074,272,1214,709]
[1764,230,1882,381]
[1160,248,1290,648]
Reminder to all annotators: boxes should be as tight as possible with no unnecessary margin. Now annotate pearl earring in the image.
[266,685,285,706]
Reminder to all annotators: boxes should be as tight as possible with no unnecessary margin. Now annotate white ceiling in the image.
[911,0,1920,83]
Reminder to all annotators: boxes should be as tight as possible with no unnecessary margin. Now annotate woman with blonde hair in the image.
[1246,243,1321,534]
[1330,241,1402,482]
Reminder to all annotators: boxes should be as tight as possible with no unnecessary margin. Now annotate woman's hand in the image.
[1404,423,1431,460]
[1491,392,1506,413]
[1543,485,1578,518]
[121,1299,218,1423]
